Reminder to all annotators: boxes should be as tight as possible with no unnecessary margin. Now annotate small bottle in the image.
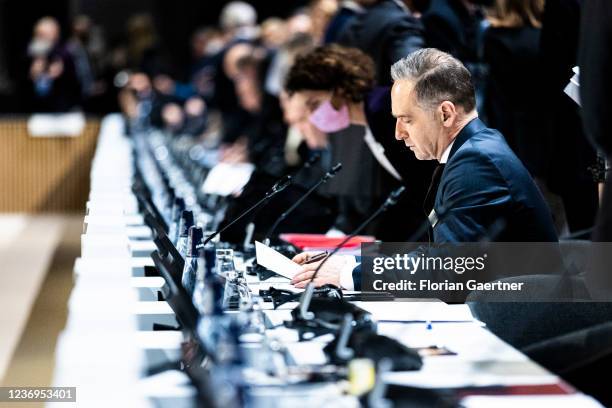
[176,210,194,256]
[182,226,203,296]
[168,197,185,245]
[192,247,207,314]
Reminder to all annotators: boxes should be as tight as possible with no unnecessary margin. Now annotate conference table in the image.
[47,114,604,407]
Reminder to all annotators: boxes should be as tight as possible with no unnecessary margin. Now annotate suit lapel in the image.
[430,118,487,228]
[447,117,487,162]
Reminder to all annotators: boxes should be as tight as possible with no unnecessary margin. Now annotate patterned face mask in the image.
[308,100,351,133]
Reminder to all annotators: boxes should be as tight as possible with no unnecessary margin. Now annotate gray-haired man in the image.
[291,48,557,290]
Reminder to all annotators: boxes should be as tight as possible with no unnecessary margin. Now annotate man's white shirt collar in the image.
[439,140,455,164]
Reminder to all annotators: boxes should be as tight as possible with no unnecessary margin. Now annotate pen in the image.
[304,251,328,264]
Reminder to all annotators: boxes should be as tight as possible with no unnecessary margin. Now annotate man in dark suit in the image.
[336,0,424,85]
[323,1,363,44]
[291,48,557,289]
[540,0,598,235]
[421,0,484,63]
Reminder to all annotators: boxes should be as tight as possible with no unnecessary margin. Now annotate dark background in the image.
[0,0,308,112]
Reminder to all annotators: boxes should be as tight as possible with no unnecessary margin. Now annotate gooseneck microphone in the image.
[297,186,407,320]
[299,151,322,172]
[203,175,293,246]
[263,163,343,245]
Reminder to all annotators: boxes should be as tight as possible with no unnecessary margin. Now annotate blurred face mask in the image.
[28,38,53,57]
[308,100,350,133]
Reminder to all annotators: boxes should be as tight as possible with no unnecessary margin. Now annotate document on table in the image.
[461,395,604,408]
[255,241,302,280]
[352,301,475,322]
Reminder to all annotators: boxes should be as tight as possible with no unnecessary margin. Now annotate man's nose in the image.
[395,119,405,141]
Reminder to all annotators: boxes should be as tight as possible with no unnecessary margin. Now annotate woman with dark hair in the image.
[284,44,434,240]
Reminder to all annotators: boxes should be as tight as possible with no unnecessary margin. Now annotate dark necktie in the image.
[423,163,445,216]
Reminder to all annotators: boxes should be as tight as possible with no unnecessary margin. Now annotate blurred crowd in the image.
[24,0,599,238]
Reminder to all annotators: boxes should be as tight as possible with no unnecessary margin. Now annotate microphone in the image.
[299,151,322,171]
[297,186,407,320]
[263,163,342,245]
[241,152,322,248]
[202,175,293,246]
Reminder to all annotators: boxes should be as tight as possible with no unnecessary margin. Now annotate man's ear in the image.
[439,101,457,127]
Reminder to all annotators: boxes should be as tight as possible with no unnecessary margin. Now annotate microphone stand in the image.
[242,152,322,249]
[203,175,293,246]
[297,186,407,320]
[263,163,342,246]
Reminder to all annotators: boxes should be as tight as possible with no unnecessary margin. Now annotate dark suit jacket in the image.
[422,0,482,63]
[579,0,612,156]
[324,5,360,44]
[337,0,424,85]
[352,118,557,290]
[482,26,544,177]
[539,1,597,233]
[433,118,558,243]
[580,0,612,298]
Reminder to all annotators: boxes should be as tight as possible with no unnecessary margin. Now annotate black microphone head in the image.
[271,175,292,193]
[305,152,322,167]
[187,226,204,257]
[329,163,343,175]
[391,186,406,199]
[178,210,195,237]
[386,186,406,207]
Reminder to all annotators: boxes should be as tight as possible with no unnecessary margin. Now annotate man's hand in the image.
[291,252,350,289]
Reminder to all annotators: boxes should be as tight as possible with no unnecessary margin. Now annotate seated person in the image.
[291,48,558,289]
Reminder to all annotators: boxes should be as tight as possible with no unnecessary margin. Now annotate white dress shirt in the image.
[338,139,457,290]
[439,140,455,164]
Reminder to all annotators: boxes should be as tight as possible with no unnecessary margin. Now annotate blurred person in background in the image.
[213,3,258,147]
[217,40,289,175]
[421,0,490,114]
[66,15,111,113]
[482,0,545,177]
[324,1,364,44]
[27,16,81,112]
[124,14,166,75]
[336,0,425,85]
[153,27,226,104]
[260,18,288,49]
[539,0,598,236]
[182,96,209,138]
[160,102,185,135]
[219,1,260,42]
[308,0,339,42]
[422,0,489,61]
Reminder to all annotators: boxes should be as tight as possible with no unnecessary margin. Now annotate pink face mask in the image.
[308,100,350,133]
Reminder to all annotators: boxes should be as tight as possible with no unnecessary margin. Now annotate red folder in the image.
[279,233,375,250]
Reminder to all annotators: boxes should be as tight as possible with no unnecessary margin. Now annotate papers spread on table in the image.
[255,241,302,280]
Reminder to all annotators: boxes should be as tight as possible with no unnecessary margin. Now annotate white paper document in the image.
[255,241,302,279]
[461,395,603,408]
[201,162,255,196]
[352,301,475,322]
